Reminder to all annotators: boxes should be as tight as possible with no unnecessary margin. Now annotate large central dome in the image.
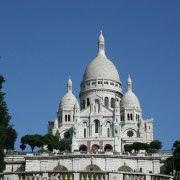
[82,32,121,83]
[83,55,120,82]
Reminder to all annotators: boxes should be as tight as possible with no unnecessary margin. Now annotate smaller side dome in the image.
[74,100,80,109]
[59,78,77,110]
[121,76,141,109]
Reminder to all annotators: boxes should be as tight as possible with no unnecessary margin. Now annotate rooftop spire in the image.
[67,76,72,92]
[98,30,106,56]
[127,75,132,92]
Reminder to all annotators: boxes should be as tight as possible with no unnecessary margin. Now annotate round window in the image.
[127,130,134,137]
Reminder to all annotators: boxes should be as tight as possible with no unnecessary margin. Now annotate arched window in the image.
[130,113,133,120]
[87,98,90,107]
[83,100,85,109]
[104,97,109,107]
[84,128,86,137]
[111,98,115,108]
[94,120,100,133]
[94,99,100,113]
[65,115,67,122]
[107,128,110,137]
[121,115,124,121]
[127,113,130,120]
[68,115,70,121]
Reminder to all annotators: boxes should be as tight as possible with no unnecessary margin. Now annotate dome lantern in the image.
[98,30,106,57]
[127,75,132,92]
[67,76,72,92]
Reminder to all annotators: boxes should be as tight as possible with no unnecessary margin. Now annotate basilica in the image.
[4,33,170,177]
[48,32,154,153]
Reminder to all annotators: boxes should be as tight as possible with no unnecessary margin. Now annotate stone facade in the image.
[48,32,153,153]
[5,153,163,174]
[3,33,171,177]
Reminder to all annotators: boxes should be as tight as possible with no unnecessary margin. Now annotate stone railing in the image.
[0,171,173,180]
[6,151,169,157]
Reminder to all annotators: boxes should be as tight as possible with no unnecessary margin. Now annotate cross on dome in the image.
[67,76,72,92]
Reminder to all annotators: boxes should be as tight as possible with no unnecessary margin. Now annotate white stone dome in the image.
[83,55,120,82]
[121,91,140,109]
[121,76,141,109]
[74,100,80,109]
[82,32,120,83]
[60,91,77,109]
[59,78,77,110]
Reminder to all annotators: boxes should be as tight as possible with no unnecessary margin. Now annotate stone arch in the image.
[53,164,68,171]
[104,97,109,107]
[90,96,102,112]
[79,144,87,151]
[118,165,132,172]
[91,144,100,151]
[94,119,100,133]
[105,120,112,126]
[104,144,113,151]
[85,164,101,171]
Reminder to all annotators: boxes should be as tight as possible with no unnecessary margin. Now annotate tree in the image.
[4,126,17,150]
[58,140,71,151]
[133,142,144,152]
[124,142,160,153]
[165,140,180,178]
[42,134,60,151]
[150,140,162,151]
[0,75,17,172]
[0,148,5,172]
[172,140,180,150]
[20,133,72,152]
[20,143,26,152]
[20,134,43,152]
[124,144,133,153]
[173,144,180,172]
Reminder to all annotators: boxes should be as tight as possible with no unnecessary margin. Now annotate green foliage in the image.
[172,140,180,150]
[150,140,162,151]
[165,140,180,177]
[42,134,60,151]
[4,126,17,150]
[0,148,5,172]
[132,142,144,152]
[21,134,43,152]
[20,143,26,152]
[59,140,71,151]
[124,144,133,153]
[0,75,17,172]
[124,141,162,153]
[173,144,180,172]
[20,133,71,152]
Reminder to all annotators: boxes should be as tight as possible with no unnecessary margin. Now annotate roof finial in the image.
[98,31,106,56]
[127,75,132,92]
[67,76,72,92]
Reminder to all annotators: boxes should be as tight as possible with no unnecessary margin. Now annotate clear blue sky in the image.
[0,0,180,151]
